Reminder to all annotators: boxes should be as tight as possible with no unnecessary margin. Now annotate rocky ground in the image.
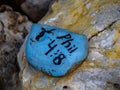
[0,5,31,90]
[0,0,120,90]
[0,0,53,90]
[19,0,120,90]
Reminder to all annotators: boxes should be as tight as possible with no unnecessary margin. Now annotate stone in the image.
[1,0,54,22]
[21,0,55,22]
[18,0,120,90]
[25,24,88,76]
[0,5,31,90]
[94,4,120,31]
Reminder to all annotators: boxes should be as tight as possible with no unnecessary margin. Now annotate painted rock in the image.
[25,24,88,76]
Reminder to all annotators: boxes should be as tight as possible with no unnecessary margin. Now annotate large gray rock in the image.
[21,0,55,22]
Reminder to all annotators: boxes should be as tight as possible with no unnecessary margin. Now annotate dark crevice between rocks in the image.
[0,78,4,90]
[63,85,70,90]
[0,0,25,14]
[106,81,120,90]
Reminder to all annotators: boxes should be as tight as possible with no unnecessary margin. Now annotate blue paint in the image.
[25,24,88,76]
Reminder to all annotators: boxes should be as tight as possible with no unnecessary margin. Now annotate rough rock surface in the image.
[0,5,31,90]
[18,0,120,90]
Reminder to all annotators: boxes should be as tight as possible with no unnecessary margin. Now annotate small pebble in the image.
[25,24,88,76]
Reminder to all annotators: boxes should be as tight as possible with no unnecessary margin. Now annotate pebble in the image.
[25,24,88,76]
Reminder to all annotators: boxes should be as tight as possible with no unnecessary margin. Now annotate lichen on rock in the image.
[18,0,120,90]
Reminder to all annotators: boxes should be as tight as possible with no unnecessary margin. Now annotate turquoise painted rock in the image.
[25,24,88,76]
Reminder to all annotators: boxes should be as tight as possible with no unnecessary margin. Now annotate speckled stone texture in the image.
[18,0,120,90]
[0,5,31,90]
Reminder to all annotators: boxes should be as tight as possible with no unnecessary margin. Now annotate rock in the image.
[94,4,120,31]
[0,0,53,22]
[25,24,88,76]
[0,5,32,90]
[18,0,120,90]
[21,0,55,22]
